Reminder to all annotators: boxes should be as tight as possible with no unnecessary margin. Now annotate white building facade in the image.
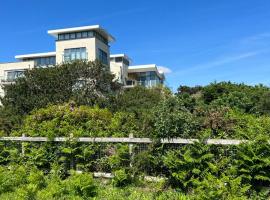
[0,25,165,97]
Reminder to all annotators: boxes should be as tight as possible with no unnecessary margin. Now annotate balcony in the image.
[124,80,162,88]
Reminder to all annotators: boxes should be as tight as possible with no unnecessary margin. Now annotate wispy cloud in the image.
[174,51,261,75]
[241,32,270,44]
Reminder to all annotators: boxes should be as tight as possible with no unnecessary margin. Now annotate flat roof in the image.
[110,54,132,62]
[47,25,115,42]
[15,52,56,60]
[128,64,157,70]
[128,64,165,79]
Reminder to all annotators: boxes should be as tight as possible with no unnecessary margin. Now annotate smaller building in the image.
[126,64,165,88]
[109,54,165,88]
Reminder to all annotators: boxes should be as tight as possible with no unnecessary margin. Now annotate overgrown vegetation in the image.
[1,62,270,199]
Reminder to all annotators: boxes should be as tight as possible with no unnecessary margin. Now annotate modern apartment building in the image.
[0,25,165,97]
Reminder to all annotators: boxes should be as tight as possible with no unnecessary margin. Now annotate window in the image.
[123,58,129,66]
[98,49,108,65]
[64,47,87,62]
[56,31,108,45]
[5,70,25,82]
[150,71,157,80]
[70,33,76,39]
[114,57,129,66]
[58,34,65,40]
[64,33,70,40]
[115,57,123,62]
[94,31,108,45]
[88,31,94,37]
[82,31,88,38]
[34,57,56,67]
[76,32,82,38]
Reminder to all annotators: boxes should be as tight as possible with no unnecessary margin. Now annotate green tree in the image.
[1,60,120,115]
[152,97,198,139]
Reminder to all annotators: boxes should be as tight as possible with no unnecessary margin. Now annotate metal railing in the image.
[126,80,162,88]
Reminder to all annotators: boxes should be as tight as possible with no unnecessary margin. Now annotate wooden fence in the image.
[0,135,247,145]
[0,135,251,179]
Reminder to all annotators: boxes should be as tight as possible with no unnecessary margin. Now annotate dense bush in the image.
[2,74,270,199]
[13,103,139,138]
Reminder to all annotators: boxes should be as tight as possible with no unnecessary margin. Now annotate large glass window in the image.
[98,49,108,65]
[135,71,161,87]
[57,31,108,45]
[64,47,87,62]
[34,57,56,67]
[5,70,25,82]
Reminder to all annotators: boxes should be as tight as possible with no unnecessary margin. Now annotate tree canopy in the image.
[1,60,120,115]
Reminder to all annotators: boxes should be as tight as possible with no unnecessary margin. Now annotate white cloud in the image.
[157,66,172,74]
[174,51,261,75]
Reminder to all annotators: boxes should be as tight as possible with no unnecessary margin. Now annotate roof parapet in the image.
[47,25,115,42]
[15,52,56,60]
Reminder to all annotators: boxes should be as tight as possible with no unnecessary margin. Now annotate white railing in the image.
[0,136,248,145]
[125,80,161,88]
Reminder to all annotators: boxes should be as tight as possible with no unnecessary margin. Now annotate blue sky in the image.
[1,0,270,91]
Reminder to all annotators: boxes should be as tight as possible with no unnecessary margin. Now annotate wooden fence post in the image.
[21,134,25,156]
[129,133,134,167]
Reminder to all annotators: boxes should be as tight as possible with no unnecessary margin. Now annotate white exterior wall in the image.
[110,62,123,83]
[55,38,96,64]
[0,61,34,97]
[110,61,128,84]
[55,38,110,66]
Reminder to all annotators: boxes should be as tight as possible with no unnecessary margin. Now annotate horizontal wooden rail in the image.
[0,136,248,145]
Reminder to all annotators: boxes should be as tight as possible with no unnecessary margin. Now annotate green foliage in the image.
[108,144,130,170]
[0,106,22,135]
[62,172,97,198]
[152,97,198,139]
[16,103,138,138]
[112,169,132,187]
[0,165,27,194]
[3,77,270,199]
[235,137,270,190]
[111,86,171,115]
[191,173,250,200]
[1,61,120,115]
[163,142,215,190]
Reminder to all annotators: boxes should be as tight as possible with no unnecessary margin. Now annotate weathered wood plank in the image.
[0,136,249,145]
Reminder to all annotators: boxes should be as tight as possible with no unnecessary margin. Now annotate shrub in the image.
[112,169,132,187]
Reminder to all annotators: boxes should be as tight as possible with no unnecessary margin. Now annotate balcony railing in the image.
[125,80,162,88]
